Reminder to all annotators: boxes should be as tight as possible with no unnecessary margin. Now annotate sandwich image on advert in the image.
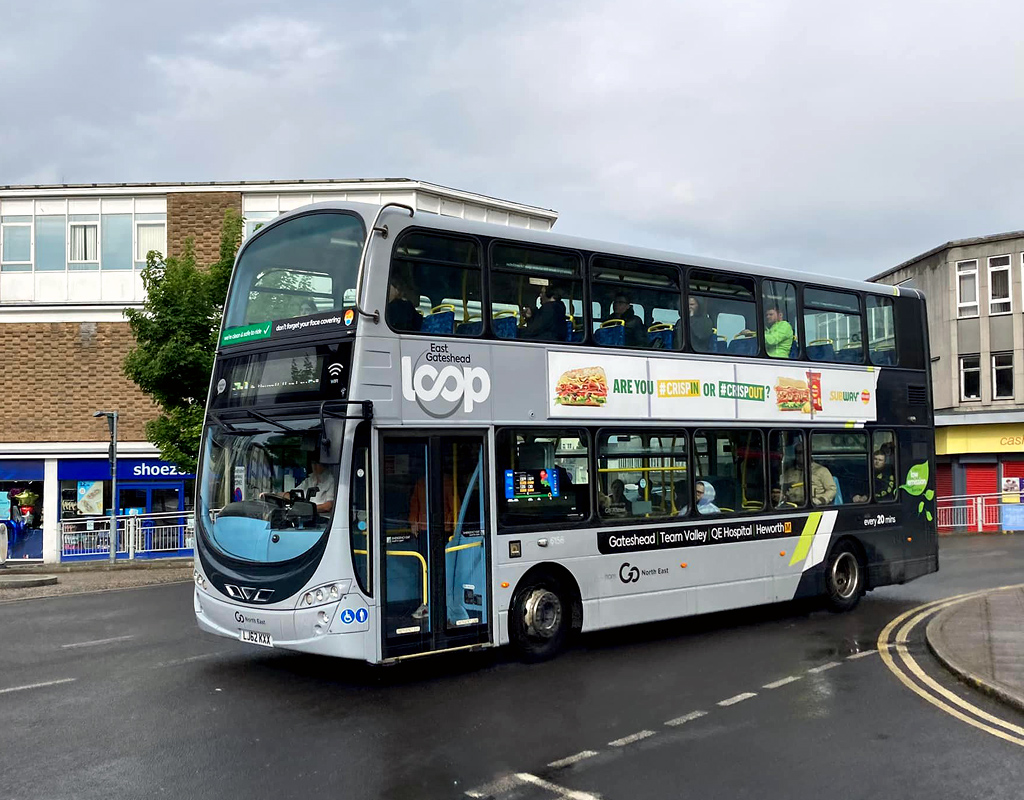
[774,376,811,412]
[555,366,608,406]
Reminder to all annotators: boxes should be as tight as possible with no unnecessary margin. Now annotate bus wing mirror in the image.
[320,419,345,465]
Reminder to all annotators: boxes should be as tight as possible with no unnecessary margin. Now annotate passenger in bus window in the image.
[601,479,633,517]
[299,300,318,317]
[608,292,646,348]
[387,278,423,332]
[687,297,714,352]
[695,480,720,514]
[872,451,895,501]
[785,444,836,506]
[744,302,794,359]
[521,284,567,341]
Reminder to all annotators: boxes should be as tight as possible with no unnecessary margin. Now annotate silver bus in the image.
[193,201,937,662]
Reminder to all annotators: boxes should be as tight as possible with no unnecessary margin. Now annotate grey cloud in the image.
[2,0,1024,278]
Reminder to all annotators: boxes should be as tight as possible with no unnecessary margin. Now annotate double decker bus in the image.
[193,201,937,663]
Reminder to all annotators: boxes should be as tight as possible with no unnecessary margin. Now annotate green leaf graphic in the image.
[925,489,935,501]
[925,511,933,521]
[918,500,924,513]
[902,462,930,497]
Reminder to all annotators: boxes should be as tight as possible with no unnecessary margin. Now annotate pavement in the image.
[926,583,1024,712]
[0,557,191,602]
[1,536,1023,800]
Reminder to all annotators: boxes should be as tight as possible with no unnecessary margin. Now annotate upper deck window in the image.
[388,232,482,336]
[591,257,680,350]
[687,270,758,356]
[223,212,365,329]
[490,244,584,344]
[803,288,863,364]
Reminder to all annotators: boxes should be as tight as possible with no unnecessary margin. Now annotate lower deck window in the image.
[598,432,688,519]
[497,428,590,526]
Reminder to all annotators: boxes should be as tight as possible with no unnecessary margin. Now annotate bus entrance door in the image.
[380,433,491,659]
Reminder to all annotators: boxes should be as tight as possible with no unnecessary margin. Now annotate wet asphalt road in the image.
[1,534,1023,800]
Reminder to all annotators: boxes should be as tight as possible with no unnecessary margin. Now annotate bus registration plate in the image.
[240,629,273,648]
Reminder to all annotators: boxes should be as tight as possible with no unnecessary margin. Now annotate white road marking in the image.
[61,634,135,649]
[807,661,841,674]
[608,730,655,747]
[516,773,601,800]
[548,750,600,768]
[846,649,878,660]
[665,710,707,727]
[763,675,802,689]
[717,692,757,706]
[151,652,230,668]
[0,678,76,695]
[465,773,525,798]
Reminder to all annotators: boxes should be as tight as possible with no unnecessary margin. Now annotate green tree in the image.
[123,209,243,473]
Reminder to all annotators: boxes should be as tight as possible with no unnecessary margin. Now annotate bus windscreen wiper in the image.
[246,410,297,432]
[208,414,271,436]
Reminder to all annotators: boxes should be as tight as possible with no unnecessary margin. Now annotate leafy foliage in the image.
[123,209,243,472]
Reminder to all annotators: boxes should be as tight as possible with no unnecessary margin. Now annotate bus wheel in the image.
[510,577,569,662]
[824,541,864,613]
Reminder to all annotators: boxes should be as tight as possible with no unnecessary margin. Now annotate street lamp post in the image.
[94,411,118,562]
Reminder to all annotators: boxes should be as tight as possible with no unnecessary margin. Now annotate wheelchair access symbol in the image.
[340,608,368,625]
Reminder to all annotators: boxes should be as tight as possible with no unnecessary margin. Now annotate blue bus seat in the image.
[422,306,455,335]
[833,478,843,505]
[836,346,863,363]
[789,340,800,359]
[806,339,834,361]
[647,324,673,350]
[595,320,626,346]
[871,347,896,365]
[455,320,483,336]
[728,335,758,356]
[492,313,518,339]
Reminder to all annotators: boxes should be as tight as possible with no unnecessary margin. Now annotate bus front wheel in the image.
[510,577,569,662]
[824,541,864,613]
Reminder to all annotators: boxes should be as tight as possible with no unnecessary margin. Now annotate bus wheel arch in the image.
[823,536,866,613]
[508,564,582,662]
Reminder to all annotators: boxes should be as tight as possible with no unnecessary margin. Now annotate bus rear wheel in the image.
[824,541,864,613]
[510,577,569,662]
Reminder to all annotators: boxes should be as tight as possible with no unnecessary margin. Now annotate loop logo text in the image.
[402,345,491,417]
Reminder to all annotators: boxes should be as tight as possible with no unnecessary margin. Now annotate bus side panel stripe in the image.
[789,513,821,566]
[804,510,838,571]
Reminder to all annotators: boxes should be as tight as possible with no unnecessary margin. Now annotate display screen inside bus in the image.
[504,469,560,501]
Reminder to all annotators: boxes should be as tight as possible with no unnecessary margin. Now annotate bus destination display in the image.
[504,469,560,502]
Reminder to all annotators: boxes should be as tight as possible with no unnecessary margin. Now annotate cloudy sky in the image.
[2,0,1023,278]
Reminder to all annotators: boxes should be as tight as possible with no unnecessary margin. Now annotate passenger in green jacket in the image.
[763,303,795,358]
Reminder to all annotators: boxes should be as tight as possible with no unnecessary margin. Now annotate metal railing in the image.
[936,494,1007,532]
[60,511,194,559]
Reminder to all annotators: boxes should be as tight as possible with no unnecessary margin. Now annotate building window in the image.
[993,352,1013,400]
[989,255,1011,314]
[1,216,33,271]
[69,216,99,267]
[960,355,981,401]
[956,260,979,318]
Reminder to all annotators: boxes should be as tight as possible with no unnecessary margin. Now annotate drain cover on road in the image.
[0,574,59,589]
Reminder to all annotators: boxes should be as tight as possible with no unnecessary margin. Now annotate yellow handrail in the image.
[386,550,428,605]
[600,318,625,328]
[430,304,456,315]
[647,323,672,332]
[445,541,483,554]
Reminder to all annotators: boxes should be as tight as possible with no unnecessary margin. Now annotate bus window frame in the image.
[225,208,367,331]
[488,240,586,345]
[386,227,486,338]
[494,426,595,533]
[691,427,767,516]
[595,427,690,524]
[802,284,867,364]
[684,267,763,358]
[588,255,683,351]
[866,294,898,367]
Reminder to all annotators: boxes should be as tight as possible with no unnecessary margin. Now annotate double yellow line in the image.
[877,585,1024,747]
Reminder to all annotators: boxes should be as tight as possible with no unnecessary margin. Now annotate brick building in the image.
[0,179,557,562]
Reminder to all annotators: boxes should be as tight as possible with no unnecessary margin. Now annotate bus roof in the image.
[255,200,922,301]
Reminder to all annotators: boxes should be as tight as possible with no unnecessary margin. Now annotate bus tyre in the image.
[824,541,864,613]
[510,577,569,662]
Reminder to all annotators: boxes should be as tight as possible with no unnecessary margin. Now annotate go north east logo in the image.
[401,344,491,417]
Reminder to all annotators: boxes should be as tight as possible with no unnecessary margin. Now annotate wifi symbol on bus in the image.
[328,363,344,379]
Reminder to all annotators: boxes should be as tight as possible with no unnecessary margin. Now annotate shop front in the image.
[59,458,195,560]
[1,460,46,561]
